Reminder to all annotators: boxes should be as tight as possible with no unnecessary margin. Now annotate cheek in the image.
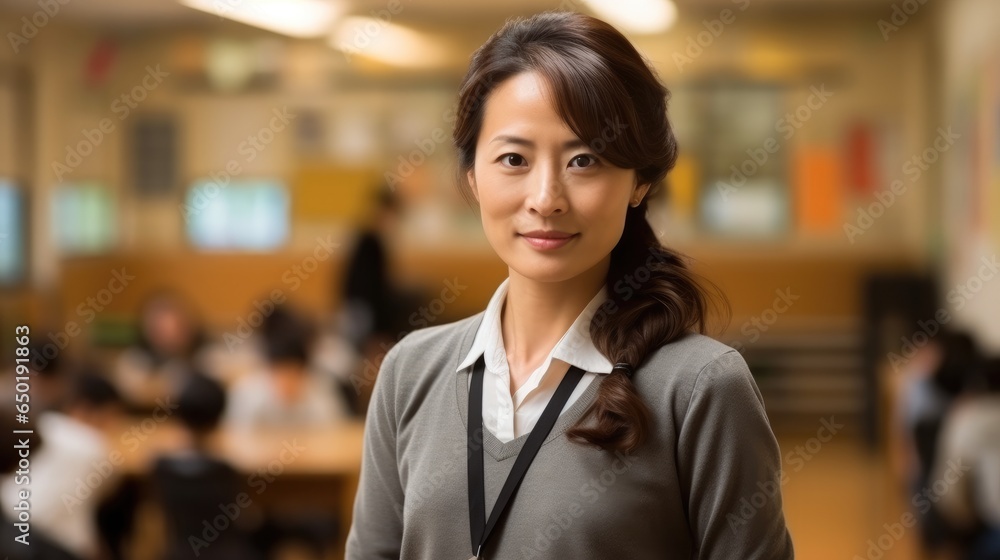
[578,188,629,244]
[475,174,519,227]
[590,208,628,247]
[579,183,628,218]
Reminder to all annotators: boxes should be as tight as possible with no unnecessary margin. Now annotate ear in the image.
[632,181,651,205]
[467,168,479,203]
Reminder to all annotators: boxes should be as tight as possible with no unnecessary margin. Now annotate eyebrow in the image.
[488,135,588,150]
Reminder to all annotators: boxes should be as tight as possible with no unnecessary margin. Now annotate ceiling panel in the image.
[0,0,906,30]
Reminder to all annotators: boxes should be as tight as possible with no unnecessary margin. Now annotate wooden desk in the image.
[106,420,366,560]
[110,420,366,476]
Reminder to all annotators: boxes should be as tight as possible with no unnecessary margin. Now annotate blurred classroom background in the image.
[0,0,998,559]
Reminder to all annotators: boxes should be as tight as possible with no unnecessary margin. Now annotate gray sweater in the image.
[346,311,795,559]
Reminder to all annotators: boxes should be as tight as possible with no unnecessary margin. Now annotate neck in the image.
[176,429,215,454]
[500,257,609,377]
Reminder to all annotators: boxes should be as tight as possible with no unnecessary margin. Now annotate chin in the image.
[507,258,585,284]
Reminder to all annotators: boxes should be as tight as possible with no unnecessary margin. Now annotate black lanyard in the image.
[467,354,585,559]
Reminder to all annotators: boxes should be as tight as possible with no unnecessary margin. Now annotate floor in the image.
[779,432,935,560]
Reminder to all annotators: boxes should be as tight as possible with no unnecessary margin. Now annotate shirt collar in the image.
[456,277,614,375]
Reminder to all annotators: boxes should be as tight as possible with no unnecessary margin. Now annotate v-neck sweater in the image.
[346,311,795,559]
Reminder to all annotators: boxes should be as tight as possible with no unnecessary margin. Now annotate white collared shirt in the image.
[456,277,614,442]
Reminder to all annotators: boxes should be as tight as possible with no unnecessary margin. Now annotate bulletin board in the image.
[291,164,382,225]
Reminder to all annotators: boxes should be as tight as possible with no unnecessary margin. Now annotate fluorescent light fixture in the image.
[582,0,678,34]
[329,17,448,69]
[179,0,342,38]
[205,39,256,91]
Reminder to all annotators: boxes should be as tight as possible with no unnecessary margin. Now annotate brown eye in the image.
[569,154,597,168]
[500,153,526,167]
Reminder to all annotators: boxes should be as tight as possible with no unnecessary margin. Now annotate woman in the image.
[347,11,794,559]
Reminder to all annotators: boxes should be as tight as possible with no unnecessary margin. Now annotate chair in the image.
[151,454,264,560]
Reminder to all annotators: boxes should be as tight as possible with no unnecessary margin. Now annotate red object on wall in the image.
[847,122,875,195]
[85,38,118,88]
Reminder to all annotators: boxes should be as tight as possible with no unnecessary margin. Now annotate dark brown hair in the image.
[453,12,729,453]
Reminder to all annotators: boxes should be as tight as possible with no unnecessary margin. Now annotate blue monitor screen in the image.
[184,179,289,250]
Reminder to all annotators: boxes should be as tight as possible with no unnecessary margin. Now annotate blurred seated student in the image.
[152,372,263,560]
[161,369,340,559]
[24,341,69,414]
[893,330,980,551]
[115,290,209,409]
[310,321,365,418]
[0,413,36,560]
[229,294,364,418]
[1,367,125,560]
[15,346,140,560]
[0,341,68,419]
[0,415,67,560]
[224,305,349,430]
[932,356,1000,560]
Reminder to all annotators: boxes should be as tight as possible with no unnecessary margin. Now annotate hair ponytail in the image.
[566,202,728,452]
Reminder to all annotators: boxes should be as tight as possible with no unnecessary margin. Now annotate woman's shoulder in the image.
[374,311,485,389]
[635,332,755,410]
[394,311,484,355]
[645,332,746,378]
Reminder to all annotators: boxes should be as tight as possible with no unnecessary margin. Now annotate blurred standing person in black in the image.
[338,185,426,413]
[340,185,401,349]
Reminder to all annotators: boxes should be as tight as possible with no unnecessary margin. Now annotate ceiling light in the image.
[582,0,678,34]
[329,17,448,69]
[179,0,342,38]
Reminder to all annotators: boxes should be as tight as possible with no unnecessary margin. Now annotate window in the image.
[184,179,289,250]
[0,180,25,284]
[52,182,117,253]
[674,81,790,237]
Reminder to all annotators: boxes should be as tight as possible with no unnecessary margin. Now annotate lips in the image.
[519,230,578,250]
[519,230,575,239]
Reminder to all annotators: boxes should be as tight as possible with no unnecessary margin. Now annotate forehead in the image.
[490,71,551,106]
[479,71,575,139]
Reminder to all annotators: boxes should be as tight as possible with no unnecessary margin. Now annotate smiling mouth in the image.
[518,232,578,250]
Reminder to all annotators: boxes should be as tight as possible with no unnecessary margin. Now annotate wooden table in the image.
[105,419,366,560]
[110,420,366,476]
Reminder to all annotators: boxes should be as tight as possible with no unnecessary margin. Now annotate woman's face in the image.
[467,71,648,284]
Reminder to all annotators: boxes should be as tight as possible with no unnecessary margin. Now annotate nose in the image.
[525,162,567,217]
